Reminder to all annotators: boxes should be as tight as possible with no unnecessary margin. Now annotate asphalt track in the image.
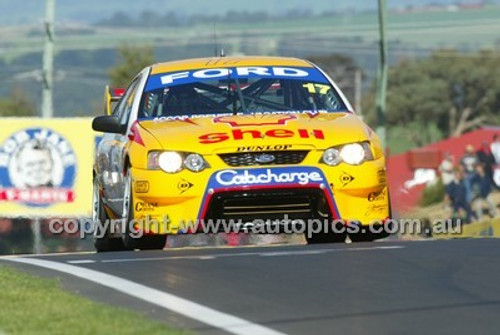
[2,238,500,335]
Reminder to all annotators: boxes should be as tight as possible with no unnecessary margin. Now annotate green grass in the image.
[0,266,189,335]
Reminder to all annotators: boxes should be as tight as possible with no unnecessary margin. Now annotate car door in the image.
[96,76,141,216]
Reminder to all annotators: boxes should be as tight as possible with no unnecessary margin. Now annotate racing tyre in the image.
[93,177,126,252]
[122,168,167,250]
[305,220,346,244]
[347,223,391,242]
[349,231,390,242]
[305,233,346,244]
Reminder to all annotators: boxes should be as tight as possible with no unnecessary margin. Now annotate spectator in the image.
[439,152,456,208]
[491,134,500,189]
[491,134,500,165]
[477,140,495,185]
[445,169,477,224]
[474,165,499,221]
[460,144,480,203]
[439,152,455,185]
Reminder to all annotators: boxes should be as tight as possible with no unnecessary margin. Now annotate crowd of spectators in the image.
[439,135,500,223]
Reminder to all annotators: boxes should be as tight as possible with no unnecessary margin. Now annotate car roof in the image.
[150,56,313,75]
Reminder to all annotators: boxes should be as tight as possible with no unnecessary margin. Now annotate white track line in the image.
[97,245,405,263]
[5,257,285,335]
[67,260,96,264]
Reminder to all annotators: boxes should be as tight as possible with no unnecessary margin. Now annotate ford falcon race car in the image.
[92,56,391,251]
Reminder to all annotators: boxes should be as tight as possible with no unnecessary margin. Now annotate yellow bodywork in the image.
[105,56,392,234]
[127,112,389,234]
[151,56,313,74]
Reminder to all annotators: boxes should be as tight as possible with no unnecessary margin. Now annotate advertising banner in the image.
[0,118,96,217]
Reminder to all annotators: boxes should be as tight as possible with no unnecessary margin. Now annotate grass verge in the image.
[0,265,189,335]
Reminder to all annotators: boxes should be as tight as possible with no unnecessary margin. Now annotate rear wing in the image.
[104,85,125,115]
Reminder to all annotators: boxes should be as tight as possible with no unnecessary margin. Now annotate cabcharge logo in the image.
[0,128,76,207]
[200,166,337,219]
[215,169,323,187]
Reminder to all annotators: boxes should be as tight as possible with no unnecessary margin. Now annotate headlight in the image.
[322,148,341,166]
[340,143,366,165]
[184,153,206,172]
[158,151,183,173]
[147,151,209,173]
[321,142,373,166]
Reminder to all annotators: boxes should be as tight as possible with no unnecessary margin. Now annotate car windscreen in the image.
[139,66,348,119]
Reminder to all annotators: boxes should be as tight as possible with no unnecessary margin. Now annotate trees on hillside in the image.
[109,44,154,87]
[307,54,361,109]
[363,49,500,151]
[0,85,36,117]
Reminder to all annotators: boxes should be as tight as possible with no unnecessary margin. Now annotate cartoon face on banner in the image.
[0,128,77,207]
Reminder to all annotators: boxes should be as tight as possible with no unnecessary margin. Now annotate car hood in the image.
[138,112,374,154]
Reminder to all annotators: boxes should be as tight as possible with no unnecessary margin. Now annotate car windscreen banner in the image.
[0,118,96,217]
[145,66,330,92]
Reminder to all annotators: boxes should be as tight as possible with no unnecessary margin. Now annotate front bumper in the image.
[129,154,390,234]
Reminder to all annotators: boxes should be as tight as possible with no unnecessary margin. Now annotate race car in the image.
[92,56,391,251]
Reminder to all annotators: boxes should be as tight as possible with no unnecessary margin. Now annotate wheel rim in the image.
[122,171,131,219]
[92,178,99,224]
[92,178,102,239]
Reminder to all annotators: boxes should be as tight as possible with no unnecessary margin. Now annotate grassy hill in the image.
[0,1,499,117]
[1,0,500,25]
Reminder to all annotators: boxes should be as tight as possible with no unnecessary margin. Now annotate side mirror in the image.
[92,115,124,134]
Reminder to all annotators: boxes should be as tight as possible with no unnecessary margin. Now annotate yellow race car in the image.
[92,56,390,251]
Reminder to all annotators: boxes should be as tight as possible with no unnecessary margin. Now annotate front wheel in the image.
[304,220,346,244]
[93,177,126,252]
[305,232,346,244]
[349,231,390,242]
[348,221,393,243]
[121,168,167,250]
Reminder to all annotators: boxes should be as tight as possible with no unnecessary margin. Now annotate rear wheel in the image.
[121,168,167,250]
[93,177,126,252]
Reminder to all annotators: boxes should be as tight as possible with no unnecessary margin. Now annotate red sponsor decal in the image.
[213,114,296,127]
[306,111,321,118]
[0,188,74,204]
[176,118,198,125]
[199,128,325,144]
[129,121,145,146]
